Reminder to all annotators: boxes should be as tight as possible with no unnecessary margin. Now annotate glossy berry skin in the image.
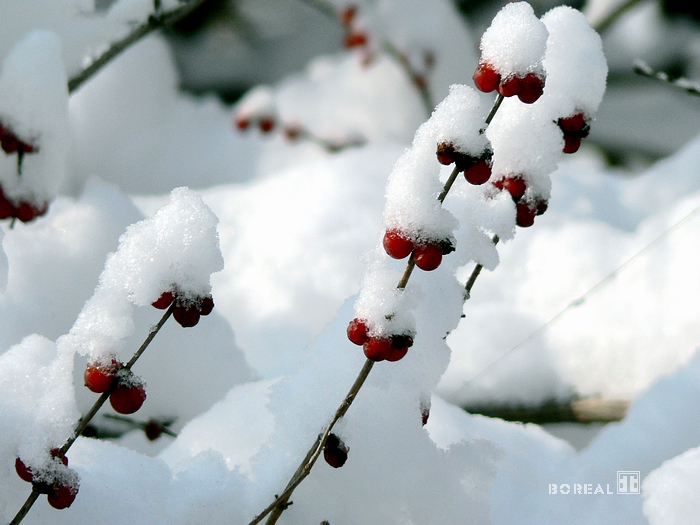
[463,159,492,185]
[347,318,369,346]
[473,62,500,93]
[518,73,545,104]
[47,483,78,510]
[84,358,120,393]
[563,134,582,154]
[109,383,147,415]
[15,457,33,483]
[494,177,527,202]
[199,296,214,316]
[385,334,413,362]
[152,291,174,309]
[173,304,201,328]
[558,113,586,133]
[413,244,442,271]
[323,434,349,468]
[363,337,392,361]
[383,229,414,260]
[516,202,536,228]
[498,76,522,97]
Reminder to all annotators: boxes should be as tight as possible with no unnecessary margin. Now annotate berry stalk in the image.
[8,302,175,525]
[252,93,506,525]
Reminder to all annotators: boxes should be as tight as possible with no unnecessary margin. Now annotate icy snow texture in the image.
[0,30,70,203]
[62,186,223,363]
[479,2,548,76]
[540,6,609,119]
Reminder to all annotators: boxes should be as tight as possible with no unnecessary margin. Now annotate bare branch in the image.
[633,59,700,97]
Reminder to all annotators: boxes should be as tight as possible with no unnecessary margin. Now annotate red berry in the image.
[1,134,18,154]
[413,244,442,271]
[498,75,522,97]
[340,5,357,26]
[344,32,368,48]
[259,118,275,133]
[47,482,78,509]
[385,345,408,362]
[152,291,175,309]
[463,159,492,185]
[144,420,163,441]
[535,199,548,216]
[50,448,68,467]
[0,189,15,220]
[347,318,369,346]
[323,434,349,468]
[363,337,392,361]
[84,357,120,393]
[516,202,536,227]
[421,407,430,426]
[436,142,456,165]
[109,382,147,414]
[15,202,39,223]
[199,296,214,316]
[559,113,586,133]
[235,117,250,131]
[15,457,33,483]
[383,229,415,260]
[563,134,582,154]
[497,176,527,202]
[173,304,201,327]
[386,335,412,362]
[473,62,501,93]
[518,73,545,104]
[21,142,36,154]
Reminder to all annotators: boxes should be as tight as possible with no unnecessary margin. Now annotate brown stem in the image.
[67,0,207,94]
[464,236,499,300]
[484,94,504,127]
[9,303,175,525]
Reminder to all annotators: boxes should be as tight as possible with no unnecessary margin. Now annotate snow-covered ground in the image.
[0,0,699,524]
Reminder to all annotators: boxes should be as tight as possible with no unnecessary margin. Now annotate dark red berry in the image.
[518,73,545,104]
[558,113,586,133]
[235,117,250,131]
[436,142,456,165]
[109,382,147,414]
[323,433,349,468]
[340,5,357,26]
[383,229,415,260]
[144,420,163,441]
[50,448,68,467]
[21,142,36,154]
[498,75,522,97]
[363,337,392,361]
[563,134,582,154]
[47,482,78,509]
[473,62,501,93]
[1,134,18,154]
[84,357,120,393]
[15,202,41,223]
[15,457,33,483]
[0,189,14,220]
[464,159,492,185]
[535,199,548,216]
[259,118,275,133]
[344,32,368,48]
[516,202,536,227]
[152,291,175,309]
[413,244,442,271]
[173,304,201,327]
[347,318,369,346]
[199,296,214,316]
[421,407,430,426]
[496,176,527,202]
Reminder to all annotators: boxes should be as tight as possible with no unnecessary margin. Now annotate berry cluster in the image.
[0,121,38,158]
[473,62,546,104]
[152,290,214,328]
[491,175,548,228]
[557,112,590,154]
[347,317,415,362]
[436,141,493,186]
[339,5,368,50]
[84,357,148,414]
[0,185,48,223]
[323,433,349,468]
[15,449,79,509]
[382,229,454,272]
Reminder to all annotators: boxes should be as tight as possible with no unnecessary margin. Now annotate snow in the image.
[0,1,700,524]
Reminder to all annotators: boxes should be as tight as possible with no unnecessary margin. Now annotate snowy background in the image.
[0,0,700,524]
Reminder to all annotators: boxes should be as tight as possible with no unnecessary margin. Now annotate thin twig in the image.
[464,235,499,300]
[9,303,175,525]
[67,0,207,94]
[251,89,507,525]
[633,59,700,97]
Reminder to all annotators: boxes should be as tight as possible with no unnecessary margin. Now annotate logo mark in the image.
[617,471,640,494]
